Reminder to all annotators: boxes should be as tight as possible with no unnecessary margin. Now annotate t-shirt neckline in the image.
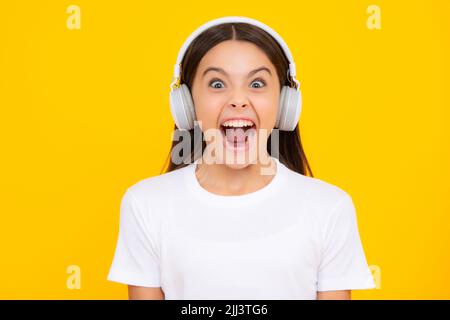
[183,156,286,208]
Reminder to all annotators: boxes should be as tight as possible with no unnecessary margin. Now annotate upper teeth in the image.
[222,119,254,128]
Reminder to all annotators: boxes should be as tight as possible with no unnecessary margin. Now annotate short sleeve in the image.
[317,192,376,292]
[107,188,161,287]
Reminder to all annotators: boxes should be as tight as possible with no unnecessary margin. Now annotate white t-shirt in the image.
[107,156,375,299]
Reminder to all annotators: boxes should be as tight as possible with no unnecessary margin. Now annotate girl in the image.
[107,16,375,300]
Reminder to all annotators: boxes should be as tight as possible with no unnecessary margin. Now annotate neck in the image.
[195,152,277,196]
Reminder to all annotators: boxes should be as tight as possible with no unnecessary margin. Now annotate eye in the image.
[251,78,266,88]
[209,78,224,89]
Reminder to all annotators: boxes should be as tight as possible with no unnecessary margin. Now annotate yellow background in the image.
[1,0,449,299]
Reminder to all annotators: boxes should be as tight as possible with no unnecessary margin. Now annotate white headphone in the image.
[169,16,302,131]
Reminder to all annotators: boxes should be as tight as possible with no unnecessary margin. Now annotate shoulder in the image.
[123,165,192,210]
[280,164,354,220]
[282,164,351,204]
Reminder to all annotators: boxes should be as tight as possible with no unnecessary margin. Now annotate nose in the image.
[230,102,248,108]
[229,90,250,108]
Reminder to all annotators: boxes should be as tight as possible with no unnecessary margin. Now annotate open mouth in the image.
[219,119,256,150]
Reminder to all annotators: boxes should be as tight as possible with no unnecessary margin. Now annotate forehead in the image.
[197,40,276,76]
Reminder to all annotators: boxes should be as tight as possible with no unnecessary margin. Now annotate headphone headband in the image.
[172,16,297,83]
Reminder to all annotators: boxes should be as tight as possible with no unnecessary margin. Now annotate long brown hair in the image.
[161,22,313,177]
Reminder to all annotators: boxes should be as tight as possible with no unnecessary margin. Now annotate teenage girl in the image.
[107,16,375,300]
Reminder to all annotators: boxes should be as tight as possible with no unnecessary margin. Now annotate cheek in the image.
[253,95,279,129]
[193,93,223,130]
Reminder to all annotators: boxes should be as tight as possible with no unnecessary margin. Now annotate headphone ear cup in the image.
[276,85,302,131]
[276,86,288,130]
[169,84,196,130]
[180,84,196,128]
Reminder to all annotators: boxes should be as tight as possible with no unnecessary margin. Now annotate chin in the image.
[223,161,251,170]
[221,150,260,169]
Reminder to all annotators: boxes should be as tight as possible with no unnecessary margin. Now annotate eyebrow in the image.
[202,66,272,78]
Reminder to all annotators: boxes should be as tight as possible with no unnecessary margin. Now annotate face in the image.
[191,40,281,169]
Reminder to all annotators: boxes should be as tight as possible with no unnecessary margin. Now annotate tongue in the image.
[224,128,247,144]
